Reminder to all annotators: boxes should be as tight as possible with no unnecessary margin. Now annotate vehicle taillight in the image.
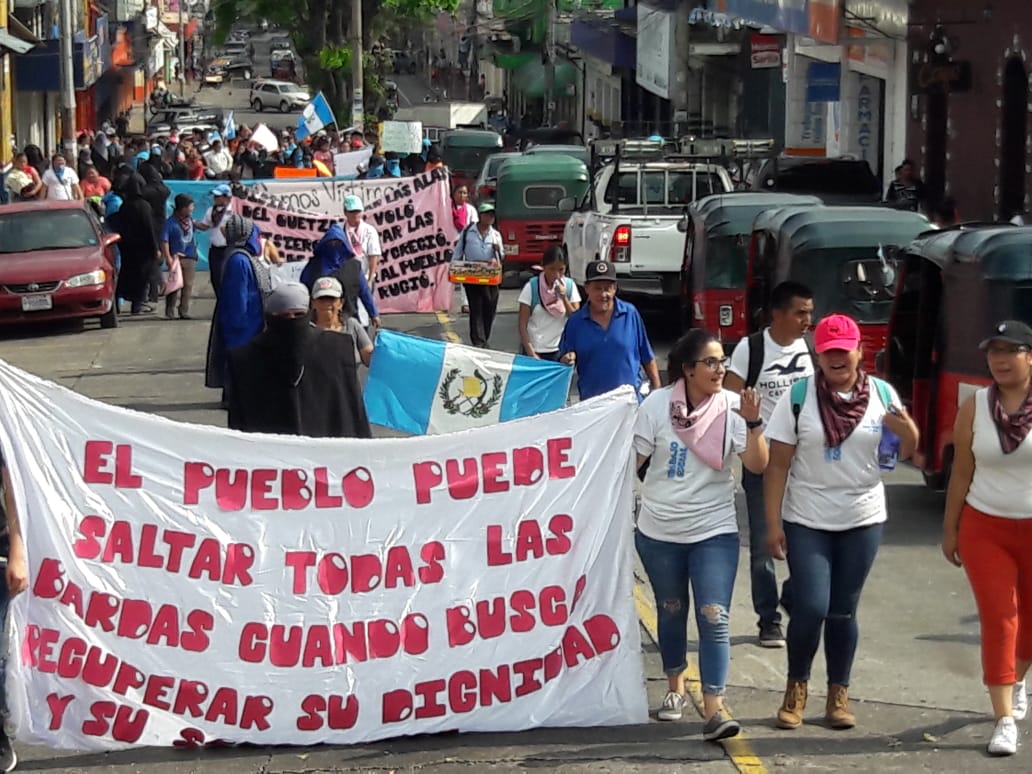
[610,225,631,262]
[480,186,493,200]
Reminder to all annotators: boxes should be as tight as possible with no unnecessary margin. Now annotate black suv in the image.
[750,157,882,204]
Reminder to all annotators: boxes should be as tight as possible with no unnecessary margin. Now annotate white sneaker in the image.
[988,716,1018,756]
[1013,680,1028,720]
[657,691,686,721]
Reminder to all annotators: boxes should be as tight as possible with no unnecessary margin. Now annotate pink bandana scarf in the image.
[669,379,728,471]
[538,274,567,318]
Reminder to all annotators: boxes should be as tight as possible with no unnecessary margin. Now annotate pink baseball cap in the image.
[814,314,861,353]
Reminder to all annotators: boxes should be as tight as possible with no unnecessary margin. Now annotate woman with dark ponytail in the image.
[634,328,768,739]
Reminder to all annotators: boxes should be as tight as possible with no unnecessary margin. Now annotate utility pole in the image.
[543,0,556,126]
[58,0,76,156]
[351,0,364,133]
[178,1,187,96]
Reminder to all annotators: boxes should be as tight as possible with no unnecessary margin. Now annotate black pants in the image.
[208,246,227,297]
[465,284,499,348]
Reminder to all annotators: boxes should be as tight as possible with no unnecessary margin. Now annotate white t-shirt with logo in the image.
[632,387,748,544]
[728,328,814,423]
[42,168,79,200]
[350,220,383,276]
[765,377,901,531]
[517,278,582,353]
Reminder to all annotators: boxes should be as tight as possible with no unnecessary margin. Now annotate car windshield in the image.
[605,170,724,208]
[768,161,879,196]
[484,155,514,179]
[444,147,499,175]
[0,210,99,253]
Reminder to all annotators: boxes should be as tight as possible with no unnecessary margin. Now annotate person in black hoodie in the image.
[137,163,170,303]
[228,282,372,438]
[108,172,160,314]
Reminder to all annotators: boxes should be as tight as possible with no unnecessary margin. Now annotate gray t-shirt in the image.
[342,318,372,367]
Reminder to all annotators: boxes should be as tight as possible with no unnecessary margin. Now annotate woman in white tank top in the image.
[942,320,1032,757]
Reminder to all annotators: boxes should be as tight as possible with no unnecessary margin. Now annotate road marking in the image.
[633,581,767,774]
[435,311,461,344]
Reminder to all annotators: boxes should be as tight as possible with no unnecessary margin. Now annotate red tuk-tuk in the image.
[681,193,821,347]
[494,155,590,270]
[746,206,930,371]
[878,224,1030,488]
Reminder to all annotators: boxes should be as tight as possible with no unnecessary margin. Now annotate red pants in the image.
[959,504,1032,685]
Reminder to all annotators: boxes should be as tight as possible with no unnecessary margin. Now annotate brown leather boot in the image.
[776,679,807,729]
[826,684,856,729]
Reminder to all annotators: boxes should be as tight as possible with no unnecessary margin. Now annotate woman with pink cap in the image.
[763,313,918,731]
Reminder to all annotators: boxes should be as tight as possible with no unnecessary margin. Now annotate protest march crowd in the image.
[1,138,1032,769]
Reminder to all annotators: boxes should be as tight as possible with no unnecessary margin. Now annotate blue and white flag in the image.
[223,111,236,140]
[364,330,573,435]
[296,92,334,140]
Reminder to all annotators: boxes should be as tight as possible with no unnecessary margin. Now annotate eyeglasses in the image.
[692,357,730,371]
[986,345,1030,356]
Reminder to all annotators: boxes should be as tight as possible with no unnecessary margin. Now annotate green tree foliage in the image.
[216,0,459,121]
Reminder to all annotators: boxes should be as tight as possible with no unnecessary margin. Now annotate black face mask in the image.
[265,315,313,386]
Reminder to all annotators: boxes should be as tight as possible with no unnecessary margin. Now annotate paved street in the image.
[0,282,1027,773]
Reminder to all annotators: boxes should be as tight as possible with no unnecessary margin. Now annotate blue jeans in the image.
[743,469,782,629]
[784,521,883,686]
[635,530,738,696]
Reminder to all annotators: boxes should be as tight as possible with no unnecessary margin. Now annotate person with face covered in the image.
[763,314,919,732]
[42,154,82,200]
[108,172,160,314]
[205,215,271,395]
[300,223,380,328]
[227,282,372,438]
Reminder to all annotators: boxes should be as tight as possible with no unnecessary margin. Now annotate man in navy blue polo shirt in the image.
[559,260,661,401]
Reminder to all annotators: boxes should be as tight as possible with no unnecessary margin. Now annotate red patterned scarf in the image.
[814,369,871,448]
[988,383,1032,454]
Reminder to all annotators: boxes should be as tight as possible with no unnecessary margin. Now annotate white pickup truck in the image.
[562,159,734,298]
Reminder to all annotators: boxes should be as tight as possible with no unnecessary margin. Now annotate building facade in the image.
[906,0,1031,221]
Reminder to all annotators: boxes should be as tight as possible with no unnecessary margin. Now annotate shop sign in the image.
[853,74,881,169]
[715,1,840,44]
[806,61,840,102]
[636,3,674,99]
[912,60,972,94]
[750,34,781,68]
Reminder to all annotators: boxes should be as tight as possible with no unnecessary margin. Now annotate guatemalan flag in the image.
[364,330,574,435]
[296,92,335,141]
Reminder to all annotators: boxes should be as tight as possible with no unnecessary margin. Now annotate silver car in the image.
[249,80,311,113]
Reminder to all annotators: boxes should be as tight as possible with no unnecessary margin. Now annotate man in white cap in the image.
[344,194,383,288]
[227,282,371,438]
[196,183,234,296]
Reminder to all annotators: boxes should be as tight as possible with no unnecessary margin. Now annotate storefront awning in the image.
[512,59,578,99]
[154,22,177,50]
[0,28,34,55]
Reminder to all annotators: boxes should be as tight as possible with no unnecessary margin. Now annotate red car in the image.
[0,201,120,328]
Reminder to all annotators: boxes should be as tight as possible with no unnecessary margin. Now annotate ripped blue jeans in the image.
[635,530,738,696]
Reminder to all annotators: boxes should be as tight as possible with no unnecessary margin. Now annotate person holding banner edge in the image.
[0,455,28,771]
[634,329,768,740]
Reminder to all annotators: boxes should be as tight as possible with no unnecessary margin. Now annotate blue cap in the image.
[422,138,432,148]
[212,184,232,198]
[150,144,162,154]
[135,150,150,161]
[344,194,363,212]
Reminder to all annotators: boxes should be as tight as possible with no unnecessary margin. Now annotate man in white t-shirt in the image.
[42,155,83,201]
[343,195,383,287]
[724,281,814,648]
[195,184,234,295]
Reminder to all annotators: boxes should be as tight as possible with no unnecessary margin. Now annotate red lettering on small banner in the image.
[0,359,644,749]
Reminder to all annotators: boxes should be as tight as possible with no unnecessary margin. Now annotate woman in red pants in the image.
[943,320,1032,757]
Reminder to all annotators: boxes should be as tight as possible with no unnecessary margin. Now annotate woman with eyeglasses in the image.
[942,320,1032,757]
[764,314,918,732]
[634,329,768,740]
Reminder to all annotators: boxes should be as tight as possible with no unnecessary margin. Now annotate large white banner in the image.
[0,363,646,750]
[248,173,441,218]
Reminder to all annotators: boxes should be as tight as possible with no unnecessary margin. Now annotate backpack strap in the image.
[790,377,809,437]
[529,276,540,309]
[870,377,893,411]
[745,331,765,388]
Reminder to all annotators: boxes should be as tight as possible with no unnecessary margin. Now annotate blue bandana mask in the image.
[54,166,66,180]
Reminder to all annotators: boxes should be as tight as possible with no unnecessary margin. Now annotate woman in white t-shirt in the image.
[517,246,580,360]
[634,329,768,741]
[942,320,1032,757]
[764,314,918,732]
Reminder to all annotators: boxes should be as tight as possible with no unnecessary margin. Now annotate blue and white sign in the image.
[717,0,810,37]
[806,61,841,102]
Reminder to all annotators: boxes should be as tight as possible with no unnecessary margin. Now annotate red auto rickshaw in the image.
[746,205,930,371]
[681,192,821,347]
[878,224,1031,489]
